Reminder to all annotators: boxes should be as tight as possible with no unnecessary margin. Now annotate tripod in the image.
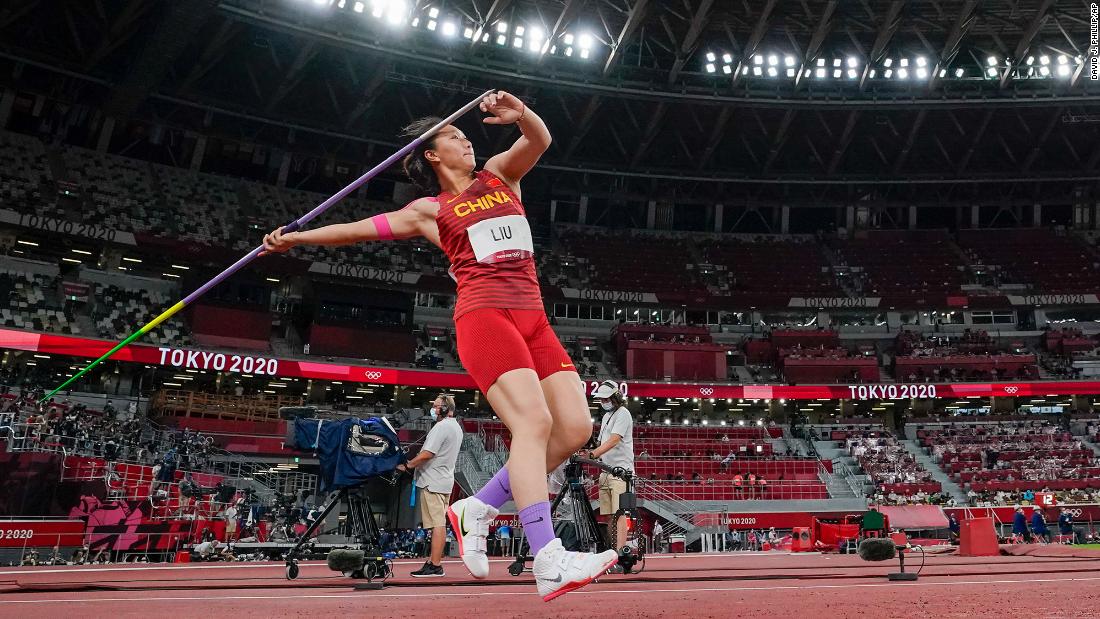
[507,456,645,576]
[285,484,393,582]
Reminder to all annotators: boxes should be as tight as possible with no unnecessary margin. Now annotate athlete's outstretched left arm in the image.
[482,91,551,188]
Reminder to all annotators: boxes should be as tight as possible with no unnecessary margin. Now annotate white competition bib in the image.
[466,214,535,264]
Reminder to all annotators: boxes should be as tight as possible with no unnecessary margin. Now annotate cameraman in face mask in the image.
[587,381,634,558]
[398,394,463,577]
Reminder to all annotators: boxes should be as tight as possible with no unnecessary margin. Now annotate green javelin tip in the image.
[40,329,146,404]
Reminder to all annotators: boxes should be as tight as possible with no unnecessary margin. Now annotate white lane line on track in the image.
[3,575,1100,604]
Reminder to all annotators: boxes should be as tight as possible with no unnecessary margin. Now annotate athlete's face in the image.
[426,126,475,171]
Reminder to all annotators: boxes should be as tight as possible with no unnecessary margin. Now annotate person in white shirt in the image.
[587,381,634,554]
[398,394,463,578]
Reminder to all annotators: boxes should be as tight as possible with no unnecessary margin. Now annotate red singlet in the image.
[435,169,544,320]
[435,170,573,391]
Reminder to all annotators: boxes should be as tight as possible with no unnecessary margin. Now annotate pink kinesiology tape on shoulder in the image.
[369,214,395,240]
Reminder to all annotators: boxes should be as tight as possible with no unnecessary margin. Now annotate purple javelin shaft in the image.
[180,89,494,305]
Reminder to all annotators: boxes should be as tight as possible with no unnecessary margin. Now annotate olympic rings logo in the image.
[364,371,383,380]
[1004,386,1019,394]
[1065,508,1082,518]
[700,388,714,396]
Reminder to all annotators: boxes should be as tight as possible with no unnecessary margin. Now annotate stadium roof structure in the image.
[1,0,1098,206]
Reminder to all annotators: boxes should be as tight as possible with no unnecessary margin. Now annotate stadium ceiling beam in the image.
[83,0,153,71]
[998,0,1055,90]
[1085,139,1100,172]
[563,96,605,160]
[0,0,42,30]
[263,41,319,113]
[218,5,1100,110]
[891,109,927,174]
[859,0,904,92]
[1021,107,1063,174]
[62,6,86,57]
[827,110,859,175]
[928,0,979,91]
[955,108,994,174]
[469,0,513,49]
[666,0,714,85]
[793,0,837,89]
[696,106,734,170]
[342,60,391,129]
[537,0,585,66]
[762,109,795,173]
[730,0,778,88]
[178,19,240,93]
[630,101,669,167]
[603,0,650,77]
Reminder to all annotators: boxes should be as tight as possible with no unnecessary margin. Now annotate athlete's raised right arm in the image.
[261,197,437,255]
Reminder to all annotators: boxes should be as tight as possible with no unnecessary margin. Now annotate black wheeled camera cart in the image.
[507,455,645,576]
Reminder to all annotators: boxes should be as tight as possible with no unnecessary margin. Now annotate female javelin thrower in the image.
[262,91,617,601]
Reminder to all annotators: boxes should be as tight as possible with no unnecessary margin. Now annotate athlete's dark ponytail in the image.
[400,117,443,196]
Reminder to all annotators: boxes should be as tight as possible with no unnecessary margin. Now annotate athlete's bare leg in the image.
[539,370,592,470]
[484,368,553,510]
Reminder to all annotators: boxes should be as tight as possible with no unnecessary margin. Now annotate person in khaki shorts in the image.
[587,381,634,564]
[398,394,463,577]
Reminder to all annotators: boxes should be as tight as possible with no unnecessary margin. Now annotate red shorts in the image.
[454,308,576,392]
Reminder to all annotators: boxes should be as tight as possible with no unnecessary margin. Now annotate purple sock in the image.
[473,467,512,509]
[519,501,555,556]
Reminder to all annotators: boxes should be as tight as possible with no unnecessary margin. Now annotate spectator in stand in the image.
[948,513,960,542]
[1012,506,1030,542]
[1031,508,1051,544]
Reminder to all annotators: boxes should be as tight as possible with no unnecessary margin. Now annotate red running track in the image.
[3,551,1100,618]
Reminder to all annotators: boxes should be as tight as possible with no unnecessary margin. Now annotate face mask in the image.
[429,407,439,421]
[600,401,614,412]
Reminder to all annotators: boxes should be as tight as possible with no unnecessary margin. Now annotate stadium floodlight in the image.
[1056,64,1070,77]
[847,68,857,78]
[1025,55,1035,65]
[496,21,507,33]
[313,0,327,5]
[580,48,589,59]
[753,66,763,76]
[496,33,506,45]
[767,66,778,76]
[410,16,419,26]
[1039,55,1050,65]
[1057,54,1068,65]
[816,58,825,67]
[564,47,573,57]
[384,0,405,25]
[767,54,778,66]
[955,67,965,77]
[578,33,593,49]
[815,67,826,78]
[832,58,841,67]
[986,66,997,77]
[513,36,522,48]
[884,58,893,67]
[724,53,733,64]
[869,69,876,78]
[898,68,908,79]
[987,55,997,66]
[706,51,716,62]
[938,69,946,77]
[1039,65,1050,76]
[353,1,364,13]
[428,6,438,17]
[833,68,842,78]
[916,56,927,67]
[916,67,928,79]
[724,65,734,75]
[515,25,524,35]
[784,55,795,66]
[563,33,574,45]
[900,58,909,67]
[754,55,764,65]
[705,63,716,73]
[427,19,437,30]
[847,56,858,68]
[463,26,473,38]
[337,0,346,8]
[441,21,456,36]
[786,67,795,77]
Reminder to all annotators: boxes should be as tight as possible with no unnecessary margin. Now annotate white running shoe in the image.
[446,496,499,578]
[533,538,619,602]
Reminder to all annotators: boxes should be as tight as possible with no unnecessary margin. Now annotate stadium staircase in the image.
[900,439,969,505]
[815,439,875,496]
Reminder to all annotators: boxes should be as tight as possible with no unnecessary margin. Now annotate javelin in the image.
[41,90,494,403]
